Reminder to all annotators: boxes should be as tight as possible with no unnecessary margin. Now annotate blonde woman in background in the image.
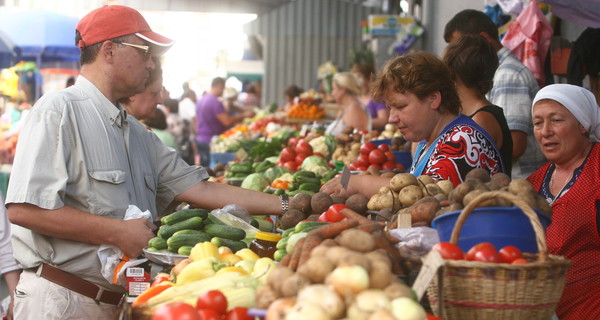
[325,72,371,135]
[352,63,390,131]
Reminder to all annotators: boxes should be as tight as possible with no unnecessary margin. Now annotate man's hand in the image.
[113,218,157,258]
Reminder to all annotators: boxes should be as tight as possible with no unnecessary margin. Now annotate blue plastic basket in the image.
[369,138,392,146]
[432,205,552,254]
[392,151,412,170]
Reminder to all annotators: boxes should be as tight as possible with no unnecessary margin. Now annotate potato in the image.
[267,266,295,296]
[366,249,392,269]
[390,173,418,191]
[490,172,511,187]
[280,273,311,297]
[336,228,376,252]
[384,281,413,300]
[381,171,396,178]
[326,246,353,266]
[449,181,474,203]
[465,167,491,182]
[310,192,333,215]
[369,260,394,289]
[436,179,454,195]
[256,285,279,309]
[337,251,372,272]
[462,189,496,207]
[297,256,335,283]
[508,179,535,195]
[290,193,312,214]
[433,192,448,202]
[310,244,330,258]
[265,297,297,320]
[398,185,423,207]
[416,174,435,186]
[423,183,442,196]
[379,186,393,195]
[280,209,306,229]
[345,194,369,215]
[367,194,380,211]
[374,207,395,222]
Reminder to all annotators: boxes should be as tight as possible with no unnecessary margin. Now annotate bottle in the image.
[250,232,283,259]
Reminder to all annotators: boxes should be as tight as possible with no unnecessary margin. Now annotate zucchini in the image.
[210,237,247,253]
[167,231,211,250]
[158,216,204,239]
[148,236,168,250]
[203,224,246,241]
[160,208,208,225]
[178,246,193,256]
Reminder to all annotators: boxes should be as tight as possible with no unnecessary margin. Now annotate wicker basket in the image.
[426,191,571,320]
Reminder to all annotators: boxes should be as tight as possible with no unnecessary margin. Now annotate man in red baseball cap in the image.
[6,5,284,319]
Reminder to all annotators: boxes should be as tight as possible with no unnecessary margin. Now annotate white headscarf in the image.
[532,84,600,142]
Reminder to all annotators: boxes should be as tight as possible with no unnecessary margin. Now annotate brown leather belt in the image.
[35,263,124,305]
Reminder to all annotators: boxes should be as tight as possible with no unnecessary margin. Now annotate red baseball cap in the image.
[76,5,174,56]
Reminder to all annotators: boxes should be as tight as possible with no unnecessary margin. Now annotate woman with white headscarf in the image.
[527,84,600,320]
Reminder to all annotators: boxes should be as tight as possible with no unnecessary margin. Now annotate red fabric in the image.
[527,144,600,319]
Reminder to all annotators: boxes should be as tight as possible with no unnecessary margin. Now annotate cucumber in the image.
[203,224,246,241]
[294,221,329,233]
[148,236,168,250]
[256,219,274,232]
[273,249,287,262]
[177,246,193,256]
[160,208,208,225]
[281,228,296,238]
[205,213,227,225]
[210,237,247,252]
[145,246,160,253]
[167,231,211,250]
[250,219,259,228]
[298,182,320,193]
[172,229,209,237]
[158,216,204,239]
[276,236,289,250]
[293,171,316,180]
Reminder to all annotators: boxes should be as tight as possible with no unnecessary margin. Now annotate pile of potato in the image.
[257,227,424,320]
[331,127,364,164]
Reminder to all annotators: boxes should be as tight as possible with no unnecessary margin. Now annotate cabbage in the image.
[241,173,270,191]
[264,166,289,183]
[301,155,330,175]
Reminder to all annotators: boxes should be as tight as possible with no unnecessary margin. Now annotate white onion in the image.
[325,265,370,297]
[390,297,426,320]
[297,284,344,319]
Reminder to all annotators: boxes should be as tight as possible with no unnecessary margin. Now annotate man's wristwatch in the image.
[279,194,289,214]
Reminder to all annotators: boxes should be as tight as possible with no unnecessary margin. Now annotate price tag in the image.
[299,124,309,137]
[340,165,351,189]
[411,250,446,300]
[396,213,412,228]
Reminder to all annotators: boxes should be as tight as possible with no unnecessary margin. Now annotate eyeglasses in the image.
[114,42,151,60]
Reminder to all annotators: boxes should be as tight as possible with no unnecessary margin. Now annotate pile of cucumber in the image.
[273,221,329,261]
[146,208,248,256]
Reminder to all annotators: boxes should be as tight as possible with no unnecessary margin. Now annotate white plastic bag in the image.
[389,227,440,256]
[211,207,260,238]
[97,205,151,287]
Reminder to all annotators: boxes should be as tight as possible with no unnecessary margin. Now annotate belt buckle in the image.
[94,286,105,305]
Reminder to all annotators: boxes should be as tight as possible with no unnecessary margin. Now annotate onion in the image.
[285,301,331,320]
[347,290,391,320]
[297,284,344,319]
[325,265,370,297]
[390,297,426,320]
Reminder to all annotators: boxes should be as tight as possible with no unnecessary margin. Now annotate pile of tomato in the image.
[152,290,252,320]
[277,138,320,172]
[432,242,528,264]
[348,142,402,172]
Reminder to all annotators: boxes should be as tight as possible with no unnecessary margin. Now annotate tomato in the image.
[355,154,370,167]
[432,242,464,260]
[473,247,501,263]
[360,142,377,155]
[279,147,297,163]
[511,258,529,265]
[196,308,221,320]
[348,162,358,171]
[377,144,390,152]
[385,151,396,163]
[317,212,328,222]
[498,245,523,263]
[382,161,396,171]
[368,163,381,170]
[368,149,386,164]
[225,307,253,320]
[288,137,299,148]
[325,204,347,222]
[396,163,405,171]
[152,302,200,320]
[426,313,443,320]
[283,161,297,172]
[296,139,313,155]
[356,165,367,171]
[196,290,228,315]
[294,153,308,165]
[465,242,496,261]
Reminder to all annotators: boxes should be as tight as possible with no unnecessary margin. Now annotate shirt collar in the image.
[497,46,512,64]
[74,75,128,127]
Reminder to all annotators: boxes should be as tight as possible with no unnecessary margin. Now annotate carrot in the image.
[288,237,306,271]
[131,281,173,307]
[298,234,322,266]
[308,218,359,239]
[341,208,372,224]
[404,196,441,224]
[356,222,383,233]
[280,253,291,267]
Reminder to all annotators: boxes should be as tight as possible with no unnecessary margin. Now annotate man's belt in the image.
[35,263,124,305]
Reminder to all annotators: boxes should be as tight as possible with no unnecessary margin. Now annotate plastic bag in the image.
[97,205,151,287]
[389,227,440,256]
[211,207,260,238]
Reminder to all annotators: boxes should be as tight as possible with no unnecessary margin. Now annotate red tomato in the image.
[225,307,253,320]
[325,204,347,222]
[385,151,396,163]
[348,163,358,171]
[296,139,313,155]
[498,245,523,263]
[152,302,200,320]
[276,160,284,167]
[465,242,496,261]
[511,258,529,265]
[356,165,368,171]
[368,149,386,164]
[282,161,297,172]
[426,313,443,320]
[368,163,381,170]
[360,142,377,155]
[279,147,297,163]
[196,290,228,315]
[355,154,370,167]
[473,247,501,263]
[288,137,299,147]
[294,153,308,165]
[432,242,464,260]
[317,212,328,222]
[377,144,390,152]
[196,309,221,320]
[382,161,396,171]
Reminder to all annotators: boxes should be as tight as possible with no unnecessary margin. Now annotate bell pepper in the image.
[215,266,248,276]
[190,241,221,262]
[234,260,256,274]
[235,248,260,261]
[131,281,173,307]
[220,252,243,266]
[150,273,170,288]
[251,257,276,282]
[176,258,216,286]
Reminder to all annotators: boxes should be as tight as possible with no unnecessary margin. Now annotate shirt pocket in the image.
[88,169,129,217]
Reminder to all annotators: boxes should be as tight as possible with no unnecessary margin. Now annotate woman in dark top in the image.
[443,34,513,175]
